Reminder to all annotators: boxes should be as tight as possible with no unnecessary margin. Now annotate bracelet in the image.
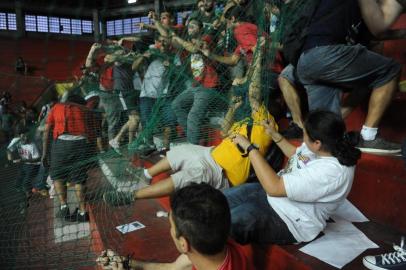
[273,136,283,144]
[242,144,259,157]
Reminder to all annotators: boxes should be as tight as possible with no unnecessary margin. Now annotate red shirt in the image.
[233,23,258,65]
[192,240,254,270]
[192,58,219,88]
[46,103,88,139]
[233,22,284,74]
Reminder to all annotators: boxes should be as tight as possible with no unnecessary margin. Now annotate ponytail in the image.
[331,131,361,166]
[305,110,361,167]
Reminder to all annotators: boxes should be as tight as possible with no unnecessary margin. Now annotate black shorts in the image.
[50,138,90,184]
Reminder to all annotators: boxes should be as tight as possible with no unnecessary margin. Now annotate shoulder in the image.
[226,239,255,269]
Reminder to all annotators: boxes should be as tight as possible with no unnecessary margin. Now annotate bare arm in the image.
[262,119,296,158]
[42,123,51,162]
[221,96,243,136]
[85,43,102,68]
[171,36,200,53]
[6,151,14,161]
[201,50,240,66]
[132,54,147,71]
[358,0,403,36]
[232,134,287,197]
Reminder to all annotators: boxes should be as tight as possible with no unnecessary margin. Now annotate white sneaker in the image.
[109,139,121,154]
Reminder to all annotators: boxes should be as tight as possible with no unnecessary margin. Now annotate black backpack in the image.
[281,0,321,66]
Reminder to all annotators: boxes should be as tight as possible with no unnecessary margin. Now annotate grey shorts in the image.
[166,144,229,191]
[279,64,297,85]
[297,44,401,114]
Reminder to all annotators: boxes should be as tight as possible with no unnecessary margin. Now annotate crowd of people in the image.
[1,0,405,269]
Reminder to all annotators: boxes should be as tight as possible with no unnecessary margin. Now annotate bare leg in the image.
[128,113,140,144]
[74,183,86,212]
[365,78,398,128]
[134,177,175,199]
[54,180,67,205]
[278,76,304,128]
[341,106,354,119]
[163,127,171,149]
[114,122,129,143]
[147,157,172,177]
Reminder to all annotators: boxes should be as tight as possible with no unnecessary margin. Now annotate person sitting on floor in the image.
[225,110,361,245]
[97,183,254,270]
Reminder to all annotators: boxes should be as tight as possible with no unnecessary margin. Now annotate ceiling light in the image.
[128,0,138,3]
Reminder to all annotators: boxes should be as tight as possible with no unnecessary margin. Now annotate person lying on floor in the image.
[225,110,361,245]
[102,36,275,206]
[97,183,254,270]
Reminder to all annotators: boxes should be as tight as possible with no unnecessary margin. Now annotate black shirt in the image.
[303,0,367,51]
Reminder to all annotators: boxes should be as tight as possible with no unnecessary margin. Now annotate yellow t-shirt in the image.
[55,82,75,97]
[211,105,276,186]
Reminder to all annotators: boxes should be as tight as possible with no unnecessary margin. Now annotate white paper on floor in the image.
[299,219,378,269]
[116,221,146,234]
[331,199,369,223]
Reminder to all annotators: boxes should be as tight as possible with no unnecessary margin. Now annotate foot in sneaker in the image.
[134,143,156,157]
[363,237,406,270]
[109,139,121,154]
[66,208,89,222]
[281,122,303,139]
[103,191,135,206]
[357,136,401,154]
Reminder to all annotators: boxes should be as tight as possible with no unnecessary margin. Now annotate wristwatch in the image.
[242,144,259,157]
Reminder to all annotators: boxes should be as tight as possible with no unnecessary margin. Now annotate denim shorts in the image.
[297,44,401,114]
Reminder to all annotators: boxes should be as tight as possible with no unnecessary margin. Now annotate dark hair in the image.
[187,18,203,29]
[170,183,231,255]
[15,125,28,136]
[304,110,361,166]
[66,93,86,105]
[224,6,246,21]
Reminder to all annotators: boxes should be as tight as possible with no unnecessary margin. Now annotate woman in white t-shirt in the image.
[225,110,361,244]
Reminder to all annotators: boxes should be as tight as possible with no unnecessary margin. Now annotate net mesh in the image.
[0,0,293,268]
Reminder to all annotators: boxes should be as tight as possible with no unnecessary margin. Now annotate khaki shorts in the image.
[166,144,229,190]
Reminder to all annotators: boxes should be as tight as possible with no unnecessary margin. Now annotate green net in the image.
[0,0,295,268]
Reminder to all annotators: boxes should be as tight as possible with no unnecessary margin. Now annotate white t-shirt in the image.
[140,59,168,98]
[268,143,355,243]
[7,138,41,165]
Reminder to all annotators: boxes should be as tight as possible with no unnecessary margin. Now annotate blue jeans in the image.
[171,83,223,144]
[17,164,39,192]
[297,44,401,115]
[33,164,48,190]
[139,97,157,140]
[223,183,296,245]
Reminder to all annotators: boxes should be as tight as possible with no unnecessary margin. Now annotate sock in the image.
[361,125,378,141]
[79,210,86,216]
[60,204,68,210]
[144,169,152,179]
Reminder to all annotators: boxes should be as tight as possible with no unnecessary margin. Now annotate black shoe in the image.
[363,237,406,270]
[281,122,303,139]
[103,191,134,207]
[134,143,156,157]
[56,206,70,219]
[66,208,89,222]
[357,136,401,154]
